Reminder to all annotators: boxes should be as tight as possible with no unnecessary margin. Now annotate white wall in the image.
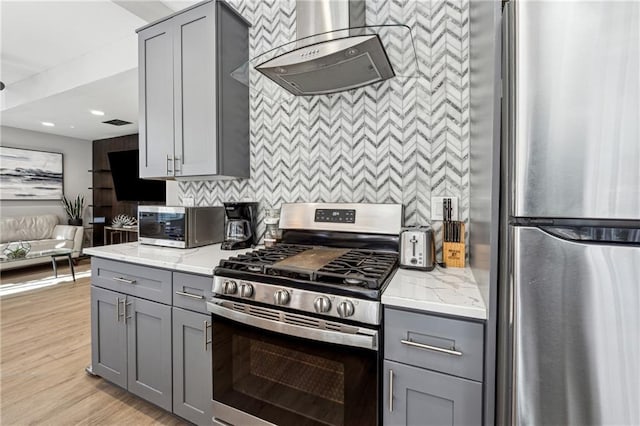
[1,126,92,223]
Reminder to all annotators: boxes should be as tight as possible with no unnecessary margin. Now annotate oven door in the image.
[208,298,379,426]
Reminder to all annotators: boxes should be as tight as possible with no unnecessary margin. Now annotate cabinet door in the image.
[138,19,175,179]
[91,286,127,388]
[172,2,218,177]
[172,307,212,425]
[384,360,482,426]
[126,297,172,411]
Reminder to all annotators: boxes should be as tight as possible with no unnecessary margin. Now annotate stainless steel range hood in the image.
[255,0,395,96]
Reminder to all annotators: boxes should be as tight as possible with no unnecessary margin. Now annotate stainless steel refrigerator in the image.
[499,1,639,424]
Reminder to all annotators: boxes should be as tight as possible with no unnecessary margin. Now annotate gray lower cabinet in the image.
[91,286,127,388]
[172,307,212,425]
[383,307,485,426]
[127,296,173,410]
[384,360,482,426]
[91,286,172,411]
[92,259,215,424]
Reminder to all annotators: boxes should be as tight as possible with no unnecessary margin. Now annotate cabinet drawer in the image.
[384,308,484,381]
[92,258,172,304]
[172,272,213,314]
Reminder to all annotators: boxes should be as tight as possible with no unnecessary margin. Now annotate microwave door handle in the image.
[206,299,378,351]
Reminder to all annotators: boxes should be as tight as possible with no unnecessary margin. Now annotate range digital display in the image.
[314,209,356,223]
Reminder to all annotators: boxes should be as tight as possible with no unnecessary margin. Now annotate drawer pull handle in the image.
[400,339,463,356]
[113,277,136,285]
[176,291,204,300]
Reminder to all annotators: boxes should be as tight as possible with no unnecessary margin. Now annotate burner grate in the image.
[216,245,398,292]
[315,249,398,288]
[218,245,312,272]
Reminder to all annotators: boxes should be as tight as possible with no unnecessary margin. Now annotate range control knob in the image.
[313,296,332,313]
[239,283,254,298]
[337,300,355,318]
[274,289,290,305]
[222,280,238,295]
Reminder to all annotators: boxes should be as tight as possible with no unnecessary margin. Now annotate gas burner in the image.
[247,265,262,272]
[344,277,365,285]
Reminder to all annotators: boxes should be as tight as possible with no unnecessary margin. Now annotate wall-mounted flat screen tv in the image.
[107,149,166,202]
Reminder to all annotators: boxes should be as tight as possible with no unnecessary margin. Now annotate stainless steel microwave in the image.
[138,206,225,248]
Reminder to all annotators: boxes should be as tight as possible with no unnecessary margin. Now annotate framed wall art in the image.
[0,146,64,200]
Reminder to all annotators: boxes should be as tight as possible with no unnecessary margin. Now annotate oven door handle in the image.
[207,300,378,351]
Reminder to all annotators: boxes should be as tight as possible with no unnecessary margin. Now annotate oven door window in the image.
[212,316,378,426]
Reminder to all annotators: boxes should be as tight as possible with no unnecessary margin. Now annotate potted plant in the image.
[3,241,31,259]
[62,194,85,226]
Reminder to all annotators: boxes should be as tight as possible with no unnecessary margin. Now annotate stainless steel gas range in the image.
[207,202,403,426]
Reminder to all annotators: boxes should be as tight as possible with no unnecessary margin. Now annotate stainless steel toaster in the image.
[399,226,436,271]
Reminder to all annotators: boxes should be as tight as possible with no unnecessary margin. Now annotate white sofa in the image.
[0,214,83,271]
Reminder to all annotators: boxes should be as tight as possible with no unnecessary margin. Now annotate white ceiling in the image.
[0,0,198,141]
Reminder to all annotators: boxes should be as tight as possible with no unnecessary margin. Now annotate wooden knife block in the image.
[442,222,465,268]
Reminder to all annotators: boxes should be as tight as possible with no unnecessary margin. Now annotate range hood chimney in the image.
[255,0,395,96]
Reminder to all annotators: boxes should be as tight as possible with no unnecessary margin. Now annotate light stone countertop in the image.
[83,242,253,276]
[382,266,487,320]
[85,243,487,319]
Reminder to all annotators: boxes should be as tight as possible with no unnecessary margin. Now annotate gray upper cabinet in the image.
[137,0,250,180]
[138,18,174,179]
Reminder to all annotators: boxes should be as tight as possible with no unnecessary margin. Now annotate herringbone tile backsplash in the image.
[179,0,470,249]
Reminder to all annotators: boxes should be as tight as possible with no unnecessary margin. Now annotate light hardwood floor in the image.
[0,262,188,425]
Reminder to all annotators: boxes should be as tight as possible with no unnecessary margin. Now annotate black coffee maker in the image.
[221,202,258,250]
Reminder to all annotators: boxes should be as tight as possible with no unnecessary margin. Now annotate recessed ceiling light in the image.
[41,122,55,127]
[70,125,75,129]
[90,110,105,116]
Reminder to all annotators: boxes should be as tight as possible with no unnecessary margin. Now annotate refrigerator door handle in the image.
[540,225,640,245]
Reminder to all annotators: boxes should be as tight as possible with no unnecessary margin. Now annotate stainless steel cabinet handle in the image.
[116,297,121,322]
[400,339,463,356]
[174,156,181,174]
[175,290,204,300]
[125,301,133,324]
[389,369,394,412]
[167,154,173,174]
[119,298,126,322]
[203,320,212,350]
[113,277,136,285]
